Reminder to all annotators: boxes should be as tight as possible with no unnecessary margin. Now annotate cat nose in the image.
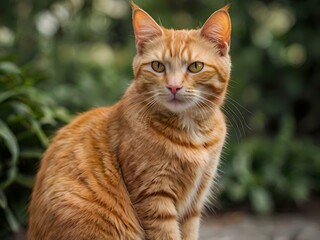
[166,85,182,95]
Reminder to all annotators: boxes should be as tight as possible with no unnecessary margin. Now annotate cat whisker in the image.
[201,92,251,113]
[194,92,243,142]
[222,106,242,143]
[121,92,160,118]
[194,96,219,119]
[201,91,251,139]
[202,91,251,118]
[138,97,159,122]
[194,101,209,121]
[225,99,252,131]
[225,93,251,114]
[182,92,219,120]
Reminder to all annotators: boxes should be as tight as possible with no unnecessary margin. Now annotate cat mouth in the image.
[161,96,192,113]
[169,98,184,104]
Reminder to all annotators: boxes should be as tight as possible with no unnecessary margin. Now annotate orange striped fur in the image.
[28,4,231,240]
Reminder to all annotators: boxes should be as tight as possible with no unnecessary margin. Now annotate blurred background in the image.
[0,0,319,239]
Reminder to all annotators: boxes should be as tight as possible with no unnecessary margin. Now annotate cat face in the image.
[132,4,231,115]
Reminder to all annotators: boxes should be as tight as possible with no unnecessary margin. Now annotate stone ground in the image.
[199,212,320,240]
[8,212,320,240]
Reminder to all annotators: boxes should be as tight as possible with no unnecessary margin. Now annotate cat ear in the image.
[200,5,231,56]
[132,3,163,54]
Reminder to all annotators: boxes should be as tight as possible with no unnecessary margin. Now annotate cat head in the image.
[131,3,231,115]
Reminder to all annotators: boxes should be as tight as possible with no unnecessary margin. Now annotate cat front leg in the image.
[180,208,201,240]
[134,195,181,240]
[180,162,217,240]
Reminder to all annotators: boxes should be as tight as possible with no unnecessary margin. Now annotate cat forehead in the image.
[145,28,217,61]
[163,28,199,44]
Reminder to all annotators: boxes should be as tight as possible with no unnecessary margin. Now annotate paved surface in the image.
[8,212,320,240]
[199,212,320,240]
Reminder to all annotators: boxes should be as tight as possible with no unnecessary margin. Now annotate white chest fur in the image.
[177,165,207,219]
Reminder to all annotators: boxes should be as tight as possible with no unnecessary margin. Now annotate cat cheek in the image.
[207,76,225,92]
[195,77,225,95]
[212,82,226,93]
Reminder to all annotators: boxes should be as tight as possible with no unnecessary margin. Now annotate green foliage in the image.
[221,116,320,214]
[0,60,71,234]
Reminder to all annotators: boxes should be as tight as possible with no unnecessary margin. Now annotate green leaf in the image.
[229,182,248,201]
[3,205,20,232]
[20,149,42,159]
[30,119,49,147]
[15,174,35,188]
[250,187,273,214]
[0,190,20,232]
[0,119,19,188]
[8,101,49,145]
[10,101,33,117]
[291,180,309,203]
[0,89,28,104]
[0,189,7,208]
[0,62,21,75]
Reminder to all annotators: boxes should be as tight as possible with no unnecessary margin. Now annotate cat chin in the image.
[161,99,194,114]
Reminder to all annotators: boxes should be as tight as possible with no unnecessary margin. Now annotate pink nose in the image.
[167,85,182,95]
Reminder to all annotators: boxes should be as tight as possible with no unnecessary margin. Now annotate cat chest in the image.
[170,148,217,218]
[161,149,213,217]
[176,165,206,218]
[120,128,220,214]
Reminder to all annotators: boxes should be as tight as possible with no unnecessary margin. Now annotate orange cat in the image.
[28,3,231,240]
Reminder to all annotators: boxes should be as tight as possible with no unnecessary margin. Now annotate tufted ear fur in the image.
[132,3,163,54]
[200,5,231,56]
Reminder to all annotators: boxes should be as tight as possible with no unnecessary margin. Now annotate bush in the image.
[0,60,71,236]
[221,116,320,214]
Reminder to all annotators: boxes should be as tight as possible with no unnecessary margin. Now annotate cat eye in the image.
[188,62,204,73]
[151,61,165,73]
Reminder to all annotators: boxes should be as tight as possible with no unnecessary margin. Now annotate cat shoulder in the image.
[55,106,114,137]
